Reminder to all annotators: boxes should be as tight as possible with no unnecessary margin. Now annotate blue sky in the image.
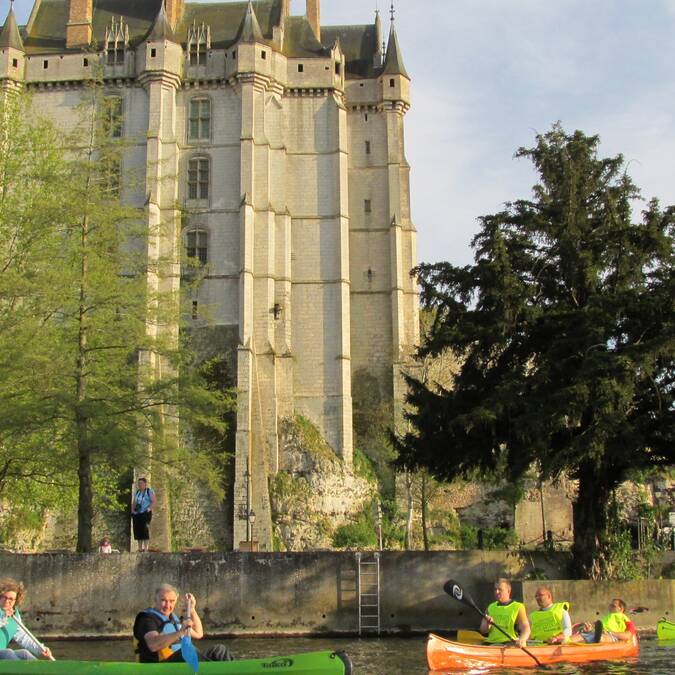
[3,0,675,266]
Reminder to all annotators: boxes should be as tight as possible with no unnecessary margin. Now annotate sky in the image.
[3,0,675,266]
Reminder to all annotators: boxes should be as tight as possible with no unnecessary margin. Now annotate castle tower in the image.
[136,3,185,552]
[16,0,419,553]
[0,3,25,94]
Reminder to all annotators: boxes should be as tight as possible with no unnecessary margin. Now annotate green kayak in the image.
[657,618,675,641]
[0,650,351,674]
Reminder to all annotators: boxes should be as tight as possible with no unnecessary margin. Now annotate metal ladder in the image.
[356,552,381,635]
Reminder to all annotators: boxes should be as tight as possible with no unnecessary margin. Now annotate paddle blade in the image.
[181,635,199,674]
[443,579,466,603]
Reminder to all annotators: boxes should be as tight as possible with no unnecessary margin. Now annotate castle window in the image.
[104,96,124,138]
[232,50,236,59]
[83,58,89,67]
[188,157,210,200]
[105,16,128,66]
[335,62,341,75]
[12,58,18,68]
[365,141,371,155]
[298,64,304,73]
[186,229,208,265]
[188,98,211,142]
[364,199,372,214]
[188,21,210,66]
[261,50,267,60]
[43,60,48,69]
[364,113,368,121]
[151,48,157,58]
[389,78,395,88]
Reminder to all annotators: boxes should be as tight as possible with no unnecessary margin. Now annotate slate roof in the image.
[0,5,24,50]
[21,1,387,79]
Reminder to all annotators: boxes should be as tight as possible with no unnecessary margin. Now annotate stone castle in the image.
[0,0,419,550]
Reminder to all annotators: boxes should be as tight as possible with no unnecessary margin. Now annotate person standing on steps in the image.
[131,477,156,552]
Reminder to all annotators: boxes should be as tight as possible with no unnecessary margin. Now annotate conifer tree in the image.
[397,124,674,577]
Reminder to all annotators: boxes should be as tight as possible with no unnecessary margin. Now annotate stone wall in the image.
[1,551,672,638]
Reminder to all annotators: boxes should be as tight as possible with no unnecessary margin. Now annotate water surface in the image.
[51,636,672,674]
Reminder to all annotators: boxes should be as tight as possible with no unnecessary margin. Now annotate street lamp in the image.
[248,509,256,547]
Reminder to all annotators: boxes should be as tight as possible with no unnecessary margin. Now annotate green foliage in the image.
[353,448,378,483]
[397,124,674,578]
[332,512,377,549]
[0,86,233,551]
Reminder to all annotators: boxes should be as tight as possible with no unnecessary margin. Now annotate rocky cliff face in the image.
[270,416,377,551]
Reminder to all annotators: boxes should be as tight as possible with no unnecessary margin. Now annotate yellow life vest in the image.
[601,612,628,634]
[486,600,525,643]
[529,602,569,642]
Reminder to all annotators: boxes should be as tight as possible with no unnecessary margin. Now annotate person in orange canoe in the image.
[479,578,531,648]
[528,586,572,644]
[569,598,636,643]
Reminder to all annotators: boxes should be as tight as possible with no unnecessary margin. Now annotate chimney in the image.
[306,0,320,40]
[165,0,186,28]
[66,0,93,48]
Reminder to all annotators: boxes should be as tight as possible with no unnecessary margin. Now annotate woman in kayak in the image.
[0,578,53,661]
[479,578,531,648]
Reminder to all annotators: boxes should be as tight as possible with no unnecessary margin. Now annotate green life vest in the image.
[529,602,569,642]
[601,612,628,633]
[0,608,20,649]
[486,600,525,643]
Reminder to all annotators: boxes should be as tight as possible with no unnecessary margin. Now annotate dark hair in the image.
[138,477,148,484]
[612,598,627,612]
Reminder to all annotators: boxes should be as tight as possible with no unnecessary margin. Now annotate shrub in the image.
[333,514,377,548]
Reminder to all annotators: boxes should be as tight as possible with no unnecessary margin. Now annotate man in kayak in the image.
[133,583,233,662]
[0,578,53,661]
[479,578,531,648]
[569,598,636,643]
[528,586,572,644]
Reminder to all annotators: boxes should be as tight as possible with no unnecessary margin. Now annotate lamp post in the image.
[249,509,256,547]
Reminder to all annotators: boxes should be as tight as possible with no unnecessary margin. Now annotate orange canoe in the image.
[426,632,639,670]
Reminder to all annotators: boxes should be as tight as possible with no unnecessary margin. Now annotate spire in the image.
[0,2,24,51]
[147,2,178,43]
[238,1,264,43]
[382,21,408,78]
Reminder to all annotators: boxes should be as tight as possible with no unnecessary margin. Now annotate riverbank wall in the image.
[1,551,672,638]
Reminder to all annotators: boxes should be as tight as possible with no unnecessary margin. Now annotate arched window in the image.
[186,229,208,265]
[187,156,210,200]
[188,98,211,141]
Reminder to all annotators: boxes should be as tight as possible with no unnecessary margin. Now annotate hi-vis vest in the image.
[601,612,628,634]
[529,602,569,642]
[486,601,525,643]
[0,609,20,649]
[133,608,181,663]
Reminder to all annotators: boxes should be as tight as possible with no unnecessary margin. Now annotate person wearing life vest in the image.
[479,579,530,648]
[528,586,572,644]
[0,578,53,661]
[569,598,636,643]
[133,583,234,663]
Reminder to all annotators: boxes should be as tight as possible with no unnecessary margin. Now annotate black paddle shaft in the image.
[442,579,543,667]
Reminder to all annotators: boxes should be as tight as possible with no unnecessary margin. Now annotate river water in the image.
[51,635,673,673]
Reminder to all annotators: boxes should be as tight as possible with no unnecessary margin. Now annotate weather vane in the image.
[390,2,396,23]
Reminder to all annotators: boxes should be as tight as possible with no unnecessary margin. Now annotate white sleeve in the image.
[561,610,572,637]
[12,624,44,657]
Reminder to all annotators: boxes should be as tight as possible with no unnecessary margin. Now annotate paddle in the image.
[180,597,199,674]
[443,579,543,667]
[12,614,55,661]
